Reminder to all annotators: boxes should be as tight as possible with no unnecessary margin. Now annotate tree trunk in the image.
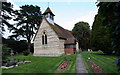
[27,36,31,53]
[26,24,31,53]
[78,40,81,49]
[28,42,31,52]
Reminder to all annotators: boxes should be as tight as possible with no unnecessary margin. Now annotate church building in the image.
[33,7,79,56]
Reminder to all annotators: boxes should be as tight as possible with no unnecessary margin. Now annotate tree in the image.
[1,2,14,35]
[91,14,112,54]
[10,5,42,52]
[97,2,120,55]
[72,21,90,50]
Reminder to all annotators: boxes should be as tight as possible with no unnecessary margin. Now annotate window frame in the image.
[42,31,47,45]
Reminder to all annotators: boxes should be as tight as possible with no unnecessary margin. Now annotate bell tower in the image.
[43,7,55,25]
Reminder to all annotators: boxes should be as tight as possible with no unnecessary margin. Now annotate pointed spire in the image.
[43,7,55,16]
[43,6,55,25]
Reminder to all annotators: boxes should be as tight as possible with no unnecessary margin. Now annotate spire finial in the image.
[48,2,49,7]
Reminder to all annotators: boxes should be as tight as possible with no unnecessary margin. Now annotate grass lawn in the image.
[2,54,77,73]
[81,51,119,73]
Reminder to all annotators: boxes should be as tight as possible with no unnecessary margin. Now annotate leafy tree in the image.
[72,21,90,50]
[10,5,42,52]
[1,2,14,34]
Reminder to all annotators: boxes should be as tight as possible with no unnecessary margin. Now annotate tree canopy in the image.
[72,21,90,50]
[91,2,120,55]
[91,14,112,54]
[1,2,14,34]
[98,2,120,55]
[9,5,42,52]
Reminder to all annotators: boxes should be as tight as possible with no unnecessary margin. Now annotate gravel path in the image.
[77,54,88,75]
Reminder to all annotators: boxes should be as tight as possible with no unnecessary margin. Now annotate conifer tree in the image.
[10,5,42,52]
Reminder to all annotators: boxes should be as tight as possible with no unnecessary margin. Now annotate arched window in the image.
[45,34,47,44]
[42,35,44,45]
[42,32,47,45]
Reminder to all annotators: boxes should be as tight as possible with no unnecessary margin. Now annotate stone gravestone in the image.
[6,49,16,67]
[10,49,14,63]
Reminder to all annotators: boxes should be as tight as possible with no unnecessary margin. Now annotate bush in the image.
[117,59,120,72]
[2,44,11,64]
[23,51,29,56]
[2,37,28,54]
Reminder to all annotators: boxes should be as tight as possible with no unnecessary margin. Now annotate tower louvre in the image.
[43,7,55,25]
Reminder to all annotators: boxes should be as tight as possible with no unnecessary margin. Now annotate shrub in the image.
[2,37,28,54]
[23,51,29,56]
[117,59,120,72]
[2,44,11,64]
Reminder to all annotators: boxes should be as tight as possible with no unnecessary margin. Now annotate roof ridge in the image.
[33,17,76,42]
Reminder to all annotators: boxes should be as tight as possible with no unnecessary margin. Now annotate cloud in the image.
[62,9,98,30]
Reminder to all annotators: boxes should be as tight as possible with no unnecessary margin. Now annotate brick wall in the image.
[64,48,76,55]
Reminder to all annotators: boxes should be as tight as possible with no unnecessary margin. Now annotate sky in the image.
[4,0,98,38]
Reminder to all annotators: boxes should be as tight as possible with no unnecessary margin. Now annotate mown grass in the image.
[81,51,119,73]
[2,54,77,73]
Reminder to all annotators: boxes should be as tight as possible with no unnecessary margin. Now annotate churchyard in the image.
[2,1,120,75]
[2,54,77,73]
[82,51,119,74]
[2,51,120,74]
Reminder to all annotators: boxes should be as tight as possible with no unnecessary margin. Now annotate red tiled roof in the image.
[54,24,77,44]
[33,17,77,44]
[43,7,55,16]
[64,39,76,44]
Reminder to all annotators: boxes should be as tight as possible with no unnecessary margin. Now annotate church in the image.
[33,7,79,56]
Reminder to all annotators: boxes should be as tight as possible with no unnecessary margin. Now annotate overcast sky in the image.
[4,0,98,38]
